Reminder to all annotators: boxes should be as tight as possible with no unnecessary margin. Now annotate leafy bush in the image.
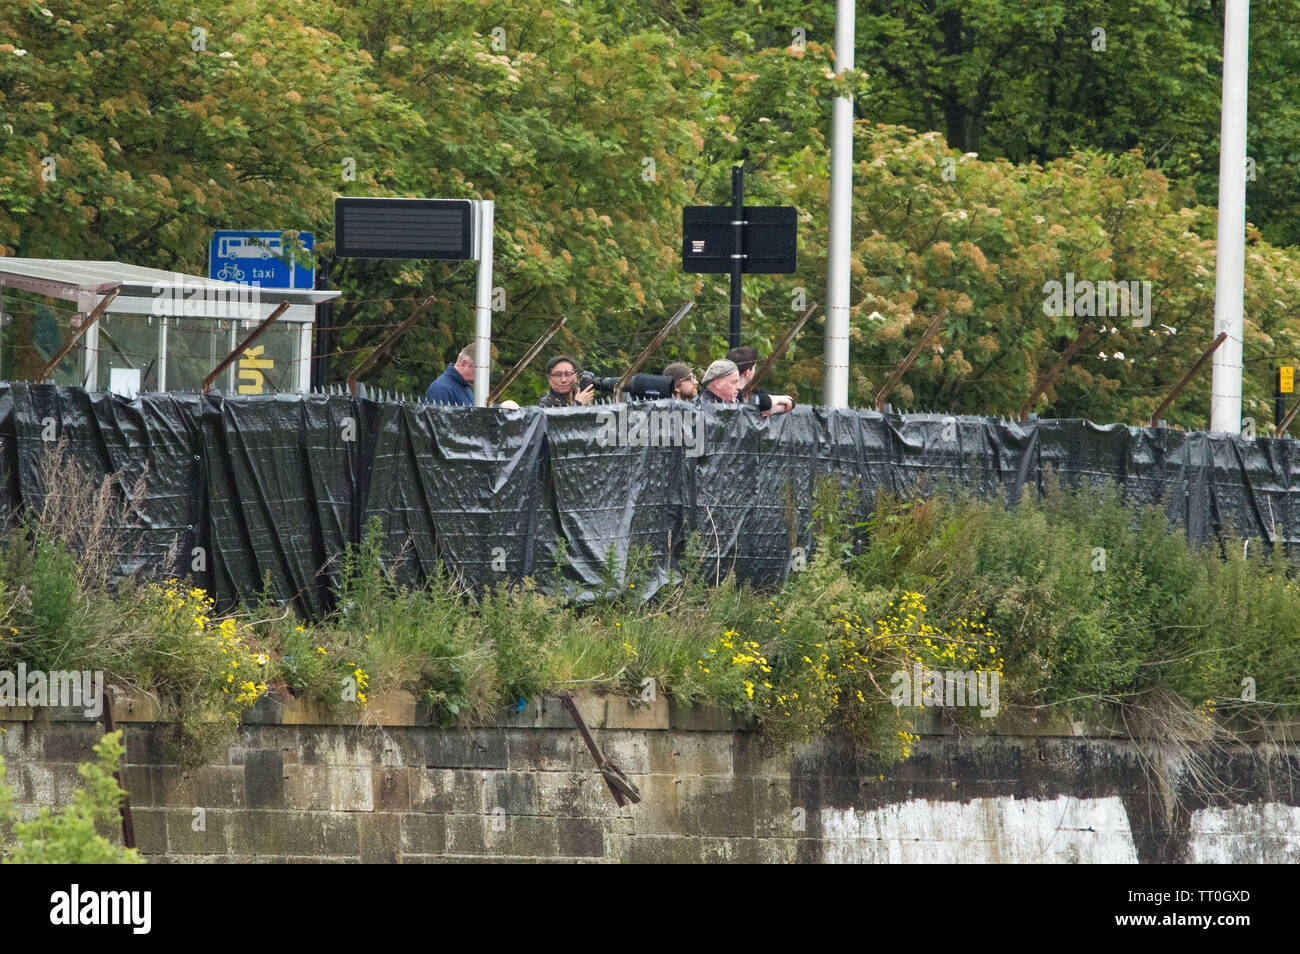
[0,730,142,864]
[5,454,1299,776]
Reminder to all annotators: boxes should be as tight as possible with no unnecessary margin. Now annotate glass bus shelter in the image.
[0,259,339,395]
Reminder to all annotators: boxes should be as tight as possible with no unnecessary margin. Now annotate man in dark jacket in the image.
[726,346,794,417]
[693,359,742,406]
[425,345,476,406]
[538,355,595,408]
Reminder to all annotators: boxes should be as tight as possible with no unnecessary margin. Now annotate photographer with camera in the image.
[663,362,698,401]
[539,355,596,408]
[570,369,677,401]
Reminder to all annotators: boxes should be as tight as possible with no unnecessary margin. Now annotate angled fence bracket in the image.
[39,287,120,382]
[875,308,949,411]
[348,297,436,397]
[1150,331,1228,427]
[613,301,694,401]
[487,313,568,405]
[202,302,290,394]
[1019,322,1097,421]
[743,301,819,401]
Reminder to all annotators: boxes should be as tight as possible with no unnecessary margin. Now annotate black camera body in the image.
[579,371,675,400]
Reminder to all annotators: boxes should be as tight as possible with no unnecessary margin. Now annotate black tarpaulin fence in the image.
[0,383,1294,619]
[7,383,203,581]
[361,403,550,589]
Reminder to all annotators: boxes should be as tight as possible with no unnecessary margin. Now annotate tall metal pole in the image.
[823,0,855,409]
[312,256,333,391]
[729,165,744,351]
[1274,366,1285,430]
[1210,0,1249,434]
[474,199,495,406]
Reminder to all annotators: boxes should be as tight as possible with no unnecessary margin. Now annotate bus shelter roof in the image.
[0,258,339,313]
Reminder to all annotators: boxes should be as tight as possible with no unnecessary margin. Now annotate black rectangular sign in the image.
[335,197,474,260]
[682,205,797,274]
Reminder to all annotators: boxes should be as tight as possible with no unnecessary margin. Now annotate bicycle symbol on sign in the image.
[217,263,246,282]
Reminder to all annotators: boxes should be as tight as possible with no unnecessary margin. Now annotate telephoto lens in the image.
[578,372,675,399]
[623,373,674,399]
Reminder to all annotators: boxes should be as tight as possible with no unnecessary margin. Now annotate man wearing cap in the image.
[663,362,699,401]
[726,346,794,417]
[693,359,743,406]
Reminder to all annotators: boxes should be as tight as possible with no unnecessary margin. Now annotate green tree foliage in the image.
[784,126,1300,425]
[0,0,418,265]
[1,0,1298,426]
[681,0,1300,249]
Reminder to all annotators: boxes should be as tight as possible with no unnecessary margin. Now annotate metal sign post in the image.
[474,200,494,406]
[1275,365,1293,430]
[334,196,493,404]
[730,165,744,350]
[682,164,797,351]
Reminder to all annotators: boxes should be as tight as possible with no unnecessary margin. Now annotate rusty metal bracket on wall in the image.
[558,692,641,807]
[100,688,136,850]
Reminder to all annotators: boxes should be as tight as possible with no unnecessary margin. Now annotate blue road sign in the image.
[208,230,315,289]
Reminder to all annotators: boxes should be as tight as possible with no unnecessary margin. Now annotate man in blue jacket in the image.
[425,345,476,406]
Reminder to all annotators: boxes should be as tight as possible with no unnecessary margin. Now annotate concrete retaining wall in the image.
[2,692,1298,863]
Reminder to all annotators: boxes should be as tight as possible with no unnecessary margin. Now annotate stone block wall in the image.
[2,692,1298,863]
